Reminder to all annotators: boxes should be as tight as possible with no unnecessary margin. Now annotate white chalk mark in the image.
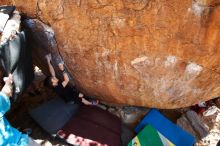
[131,56,149,65]
[112,17,126,28]
[164,55,177,67]
[192,2,205,16]
[185,62,203,75]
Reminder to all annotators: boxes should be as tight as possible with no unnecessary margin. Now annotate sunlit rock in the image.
[1,0,220,108]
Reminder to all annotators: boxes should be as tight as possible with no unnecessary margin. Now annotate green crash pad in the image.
[128,125,175,146]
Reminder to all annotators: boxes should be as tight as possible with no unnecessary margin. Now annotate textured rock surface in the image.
[1,0,220,108]
[107,106,149,128]
[177,108,220,146]
[177,110,209,140]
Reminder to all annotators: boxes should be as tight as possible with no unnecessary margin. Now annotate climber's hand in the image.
[2,74,13,97]
[3,74,13,84]
[45,53,52,62]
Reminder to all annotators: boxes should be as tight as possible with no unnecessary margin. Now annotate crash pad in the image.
[29,97,121,146]
[0,6,15,32]
[128,124,174,146]
[0,31,34,98]
[29,97,80,135]
[58,105,121,146]
[135,109,196,146]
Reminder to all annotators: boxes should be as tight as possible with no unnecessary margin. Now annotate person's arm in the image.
[46,54,56,77]
[58,63,69,87]
[0,74,13,117]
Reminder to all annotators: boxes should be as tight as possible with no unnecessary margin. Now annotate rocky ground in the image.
[5,68,220,146]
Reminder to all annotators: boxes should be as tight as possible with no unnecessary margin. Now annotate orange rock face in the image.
[1,0,220,108]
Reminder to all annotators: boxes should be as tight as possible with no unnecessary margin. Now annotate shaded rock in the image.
[160,109,183,123]
[214,97,220,108]
[108,106,149,128]
[23,19,59,74]
[120,124,135,146]
[186,110,209,138]
[96,104,108,110]
[177,110,209,140]
[119,107,149,128]
[108,107,121,118]
[1,0,220,108]
[177,115,199,139]
[24,19,74,85]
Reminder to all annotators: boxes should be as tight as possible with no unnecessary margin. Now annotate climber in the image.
[44,54,98,105]
[0,74,39,146]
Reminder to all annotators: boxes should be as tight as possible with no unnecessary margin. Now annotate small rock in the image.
[97,104,107,110]
[119,107,149,128]
[108,107,121,118]
[107,106,149,128]
[108,107,116,113]
[177,110,209,140]
[214,97,220,108]
[186,110,209,138]
[203,106,218,117]
[177,115,199,139]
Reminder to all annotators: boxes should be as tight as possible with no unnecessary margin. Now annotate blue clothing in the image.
[0,92,28,146]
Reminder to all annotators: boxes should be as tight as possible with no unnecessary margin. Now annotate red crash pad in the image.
[57,105,121,146]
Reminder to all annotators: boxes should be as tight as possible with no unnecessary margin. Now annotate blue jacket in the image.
[0,92,28,146]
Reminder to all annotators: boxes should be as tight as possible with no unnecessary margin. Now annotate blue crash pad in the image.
[135,109,196,146]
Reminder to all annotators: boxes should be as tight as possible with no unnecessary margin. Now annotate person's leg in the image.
[81,97,92,105]
[28,137,40,146]
[78,93,99,105]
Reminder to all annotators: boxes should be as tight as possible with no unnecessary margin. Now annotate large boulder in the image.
[1,0,220,108]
